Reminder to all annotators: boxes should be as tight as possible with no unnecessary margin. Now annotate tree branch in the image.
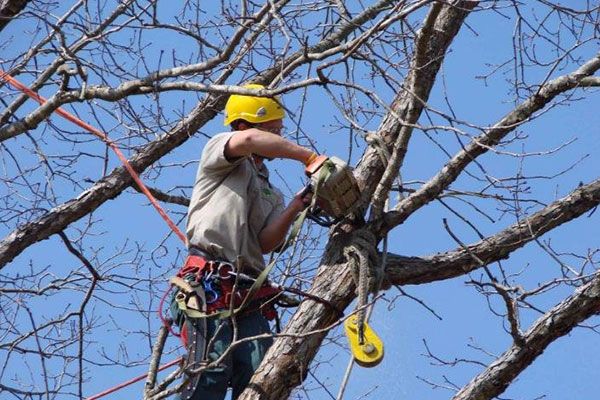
[131,184,189,207]
[580,76,600,86]
[383,178,600,285]
[452,271,600,400]
[380,52,600,234]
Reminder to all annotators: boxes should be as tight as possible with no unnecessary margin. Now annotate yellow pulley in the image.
[344,316,384,367]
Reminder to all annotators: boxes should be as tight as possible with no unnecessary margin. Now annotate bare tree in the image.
[1,1,600,399]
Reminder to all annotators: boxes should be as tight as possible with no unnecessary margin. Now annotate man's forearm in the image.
[226,129,314,163]
[258,200,305,253]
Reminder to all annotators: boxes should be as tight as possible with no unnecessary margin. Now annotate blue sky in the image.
[2,2,600,400]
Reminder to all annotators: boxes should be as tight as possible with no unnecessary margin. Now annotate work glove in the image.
[304,153,328,176]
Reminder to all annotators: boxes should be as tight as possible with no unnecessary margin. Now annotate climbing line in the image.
[1,71,189,399]
[338,228,388,399]
[0,71,188,245]
[344,230,382,340]
[85,356,182,400]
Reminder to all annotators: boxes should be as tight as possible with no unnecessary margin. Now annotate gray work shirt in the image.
[186,132,285,272]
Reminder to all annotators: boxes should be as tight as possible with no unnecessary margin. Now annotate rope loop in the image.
[343,229,382,343]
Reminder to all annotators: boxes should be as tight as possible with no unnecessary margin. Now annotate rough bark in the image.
[0,0,28,32]
[238,2,479,398]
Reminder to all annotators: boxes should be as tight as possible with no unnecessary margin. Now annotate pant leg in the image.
[185,316,233,400]
[230,311,274,399]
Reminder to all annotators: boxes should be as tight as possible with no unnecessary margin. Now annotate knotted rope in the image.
[343,229,383,343]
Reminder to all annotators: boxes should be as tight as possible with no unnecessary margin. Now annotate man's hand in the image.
[289,185,313,213]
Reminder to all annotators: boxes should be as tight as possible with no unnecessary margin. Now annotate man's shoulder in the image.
[197,131,247,175]
[205,131,235,147]
[200,132,232,160]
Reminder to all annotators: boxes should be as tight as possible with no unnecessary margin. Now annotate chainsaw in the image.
[304,155,361,226]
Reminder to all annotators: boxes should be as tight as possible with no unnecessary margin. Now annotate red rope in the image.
[0,71,188,245]
[158,282,181,337]
[85,356,182,400]
[1,72,187,397]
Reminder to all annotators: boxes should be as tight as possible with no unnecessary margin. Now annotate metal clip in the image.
[217,262,234,280]
[202,279,219,304]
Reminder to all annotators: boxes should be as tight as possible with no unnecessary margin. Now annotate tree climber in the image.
[171,84,322,400]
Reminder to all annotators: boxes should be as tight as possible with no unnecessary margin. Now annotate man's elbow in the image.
[259,238,276,254]
[258,230,284,254]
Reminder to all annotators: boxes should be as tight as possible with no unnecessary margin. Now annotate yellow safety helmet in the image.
[223,84,285,126]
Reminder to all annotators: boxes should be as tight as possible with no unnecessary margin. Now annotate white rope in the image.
[337,227,388,399]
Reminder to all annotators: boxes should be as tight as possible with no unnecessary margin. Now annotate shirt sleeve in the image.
[200,132,246,174]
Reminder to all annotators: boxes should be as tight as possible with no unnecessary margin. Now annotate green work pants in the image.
[181,311,273,400]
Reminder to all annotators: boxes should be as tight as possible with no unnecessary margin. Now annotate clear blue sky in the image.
[2,2,600,400]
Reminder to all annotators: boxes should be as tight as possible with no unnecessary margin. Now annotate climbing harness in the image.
[168,251,285,399]
[170,254,283,322]
[170,253,343,324]
[342,230,385,368]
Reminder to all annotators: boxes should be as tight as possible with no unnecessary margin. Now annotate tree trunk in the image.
[239,2,479,398]
[0,0,28,32]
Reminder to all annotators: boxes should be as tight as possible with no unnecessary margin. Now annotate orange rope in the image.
[0,72,188,244]
[2,72,192,398]
[85,356,182,400]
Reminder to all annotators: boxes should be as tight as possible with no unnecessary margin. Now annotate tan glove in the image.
[304,154,328,176]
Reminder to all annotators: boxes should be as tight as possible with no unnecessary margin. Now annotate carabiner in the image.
[203,279,219,304]
[217,263,234,280]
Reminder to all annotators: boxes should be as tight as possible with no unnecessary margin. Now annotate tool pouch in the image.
[306,156,361,218]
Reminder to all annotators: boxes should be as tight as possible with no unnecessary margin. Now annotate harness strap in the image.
[216,162,337,319]
[173,162,335,321]
[171,254,283,320]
